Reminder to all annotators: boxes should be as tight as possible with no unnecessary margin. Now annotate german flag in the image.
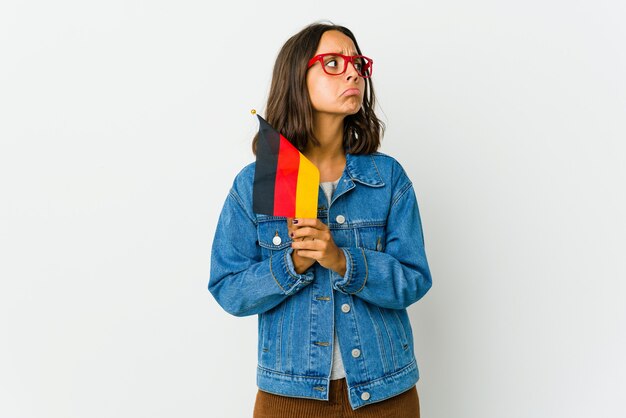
[253,114,319,218]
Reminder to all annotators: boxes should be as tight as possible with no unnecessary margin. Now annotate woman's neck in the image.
[304,114,347,182]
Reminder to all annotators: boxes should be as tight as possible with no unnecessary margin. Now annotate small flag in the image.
[252,114,319,218]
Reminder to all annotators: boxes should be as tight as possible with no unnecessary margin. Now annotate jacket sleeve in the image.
[208,188,314,317]
[333,179,432,310]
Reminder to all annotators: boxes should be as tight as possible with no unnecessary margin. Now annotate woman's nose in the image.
[345,59,360,81]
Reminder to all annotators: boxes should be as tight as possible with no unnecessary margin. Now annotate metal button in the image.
[351,348,361,358]
[361,392,370,401]
[335,215,346,224]
[272,235,282,245]
[341,304,351,313]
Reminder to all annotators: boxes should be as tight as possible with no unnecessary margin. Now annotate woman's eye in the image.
[325,59,338,68]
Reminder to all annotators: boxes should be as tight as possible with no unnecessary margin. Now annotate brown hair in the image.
[252,21,385,155]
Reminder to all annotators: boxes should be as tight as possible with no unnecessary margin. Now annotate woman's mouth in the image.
[342,88,361,96]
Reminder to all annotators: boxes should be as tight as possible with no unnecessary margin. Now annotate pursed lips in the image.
[342,88,361,96]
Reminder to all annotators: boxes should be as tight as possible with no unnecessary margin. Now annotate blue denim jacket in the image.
[209,152,432,410]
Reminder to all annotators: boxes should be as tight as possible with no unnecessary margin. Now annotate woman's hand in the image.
[288,218,346,276]
[287,217,316,274]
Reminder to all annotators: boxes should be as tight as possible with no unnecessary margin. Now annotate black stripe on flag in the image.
[253,115,280,215]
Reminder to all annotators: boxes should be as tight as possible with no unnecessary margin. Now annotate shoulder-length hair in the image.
[252,22,384,155]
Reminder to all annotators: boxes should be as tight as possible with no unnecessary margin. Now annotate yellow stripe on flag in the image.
[295,156,319,218]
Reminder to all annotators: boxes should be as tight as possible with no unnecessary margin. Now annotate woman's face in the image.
[306,30,365,117]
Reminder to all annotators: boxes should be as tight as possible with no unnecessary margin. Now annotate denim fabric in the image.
[209,152,432,410]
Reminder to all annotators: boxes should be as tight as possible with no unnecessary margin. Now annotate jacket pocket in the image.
[356,222,386,252]
[256,216,291,258]
[258,303,282,369]
[381,307,414,368]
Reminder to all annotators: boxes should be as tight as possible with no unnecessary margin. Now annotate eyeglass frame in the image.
[307,53,374,78]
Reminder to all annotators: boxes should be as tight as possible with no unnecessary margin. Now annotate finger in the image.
[294,249,321,259]
[286,217,298,235]
[292,218,327,230]
[296,230,332,246]
[291,240,328,253]
[290,226,319,241]
[287,218,308,241]
[291,239,313,249]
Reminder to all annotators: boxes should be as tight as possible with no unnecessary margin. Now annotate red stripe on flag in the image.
[273,135,300,216]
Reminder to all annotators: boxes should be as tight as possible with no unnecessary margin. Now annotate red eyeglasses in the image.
[307,53,373,78]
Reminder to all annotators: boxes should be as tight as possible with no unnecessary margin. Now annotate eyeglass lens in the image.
[322,55,371,76]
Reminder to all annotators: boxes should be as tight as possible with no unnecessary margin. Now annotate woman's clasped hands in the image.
[287,217,346,276]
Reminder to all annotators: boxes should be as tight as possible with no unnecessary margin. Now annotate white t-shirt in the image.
[319,179,346,380]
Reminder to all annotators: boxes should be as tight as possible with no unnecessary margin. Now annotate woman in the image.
[209,21,432,417]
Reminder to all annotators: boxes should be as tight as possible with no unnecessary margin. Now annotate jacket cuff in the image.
[270,248,314,295]
[333,247,367,294]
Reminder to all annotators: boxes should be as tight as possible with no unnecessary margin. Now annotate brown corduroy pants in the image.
[253,378,420,418]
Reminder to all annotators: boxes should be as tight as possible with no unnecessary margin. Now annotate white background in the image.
[1,1,625,417]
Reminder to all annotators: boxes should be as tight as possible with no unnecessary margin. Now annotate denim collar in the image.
[345,153,385,187]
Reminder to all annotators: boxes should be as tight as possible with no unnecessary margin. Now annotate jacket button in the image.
[361,392,370,401]
[341,304,351,313]
[351,348,361,358]
[272,235,282,245]
[335,215,345,224]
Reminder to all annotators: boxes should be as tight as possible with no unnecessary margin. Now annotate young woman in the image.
[209,21,433,417]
